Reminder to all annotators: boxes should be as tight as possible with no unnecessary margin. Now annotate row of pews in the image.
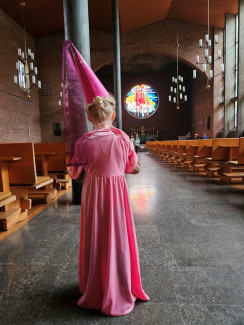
[0,143,71,231]
[146,138,244,184]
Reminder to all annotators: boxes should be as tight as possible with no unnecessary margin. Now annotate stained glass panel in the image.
[125,84,159,119]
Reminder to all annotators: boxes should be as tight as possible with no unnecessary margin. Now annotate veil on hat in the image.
[62,40,109,160]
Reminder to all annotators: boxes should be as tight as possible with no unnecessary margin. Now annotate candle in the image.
[172,77,175,82]
[34,67,38,75]
[183,86,186,92]
[214,35,219,43]
[193,70,197,78]
[32,75,36,84]
[58,100,62,106]
[209,70,213,78]
[184,95,187,101]
[208,40,211,48]
[208,56,212,64]
[168,95,172,101]
[181,76,183,82]
[170,86,173,92]
[61,83,64,87]
[174,88,176,93]
[218,50,222,59]
[203,64,207,72]
[18,48,21,56]
[180,93,183,99]
[14,75,18,84]
[16,61,19,70]
[173,97,176,103]
[21,52,25,59]
[199,39,203,48]
[30,62,34,70]
[28,48,31,56]
[179,85,182,90]
[205,49,208,58]
[31,53,34,60]
[38,80,41,88]
[60,91,63,97]
[221,64,224,72]
[205,34,209,42]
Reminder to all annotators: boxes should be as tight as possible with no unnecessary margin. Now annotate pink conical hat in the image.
[65,40,109,104]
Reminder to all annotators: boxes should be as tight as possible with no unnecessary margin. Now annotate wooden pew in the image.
[34,143,71,190]
[182,140,199,169]
[154,141,163,158]
[167,140,178,162]
[0,156,31,231]
[220,137,244,183]
[147,141,158,155]
[174,140,186,166]
[160,141,171,160]
[0,143,57,206]
[204,138,239,178]
[193,139,212,174]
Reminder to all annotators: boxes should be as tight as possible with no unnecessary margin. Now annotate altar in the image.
[131,125,158,143]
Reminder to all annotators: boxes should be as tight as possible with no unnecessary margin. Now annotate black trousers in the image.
[135,145,139,153]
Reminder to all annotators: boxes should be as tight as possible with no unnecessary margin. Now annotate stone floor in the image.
[0,152,244,324]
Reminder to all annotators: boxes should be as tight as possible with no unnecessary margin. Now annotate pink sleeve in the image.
[70,138,88,180]
[125,143,138,174]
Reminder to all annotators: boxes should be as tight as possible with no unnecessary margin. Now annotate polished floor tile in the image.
[0,152,244,324]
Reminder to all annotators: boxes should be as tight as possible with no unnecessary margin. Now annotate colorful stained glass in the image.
[125,84,159,119]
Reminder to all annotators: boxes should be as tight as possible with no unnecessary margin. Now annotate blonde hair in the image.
[87,94,116,124]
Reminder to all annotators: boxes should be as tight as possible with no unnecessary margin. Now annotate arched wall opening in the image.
[96,52,212,140]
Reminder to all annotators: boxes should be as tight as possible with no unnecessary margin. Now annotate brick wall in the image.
[191,77,213,138]
[0,9,41,143]
[35,33,65,143]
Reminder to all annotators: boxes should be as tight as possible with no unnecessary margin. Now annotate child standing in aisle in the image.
[70,95,149,316]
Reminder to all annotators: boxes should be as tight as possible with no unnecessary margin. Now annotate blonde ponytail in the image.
[87,94,116,124]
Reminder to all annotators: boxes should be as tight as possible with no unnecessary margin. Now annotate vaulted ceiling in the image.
[0,0,238,37]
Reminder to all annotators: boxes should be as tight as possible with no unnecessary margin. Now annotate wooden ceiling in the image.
[0,0,238,37]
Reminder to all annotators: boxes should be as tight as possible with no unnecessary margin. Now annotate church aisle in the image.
[0,152,243,324]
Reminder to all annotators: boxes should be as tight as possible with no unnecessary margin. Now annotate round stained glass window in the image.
[125,84,159,119]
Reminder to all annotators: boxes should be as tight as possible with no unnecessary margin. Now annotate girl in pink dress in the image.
[70,95,149,316]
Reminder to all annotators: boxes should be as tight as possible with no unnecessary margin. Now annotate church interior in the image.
[0,0,244,324]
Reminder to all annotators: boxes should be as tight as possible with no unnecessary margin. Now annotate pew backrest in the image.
[177,140,186,154]
[0,143,37,185]
[34,143,68,172]
[170,140,178,152]
[186,140,198,155]
[197,139,212,157]
[212,138,239,160]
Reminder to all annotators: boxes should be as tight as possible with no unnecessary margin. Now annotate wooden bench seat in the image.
[0,192,16,208]
[204,138,239,178]
[0,153,33,230]
[0,192,12,201]
[0,143,57,208]
[0,208,22,231]
[220,138,244,183]
[221,172,244,184]
[34,143,71,190]
[192,139,212,174]
[56,178,72,190]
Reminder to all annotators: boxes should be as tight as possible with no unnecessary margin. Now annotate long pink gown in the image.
[70,127,149,316]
